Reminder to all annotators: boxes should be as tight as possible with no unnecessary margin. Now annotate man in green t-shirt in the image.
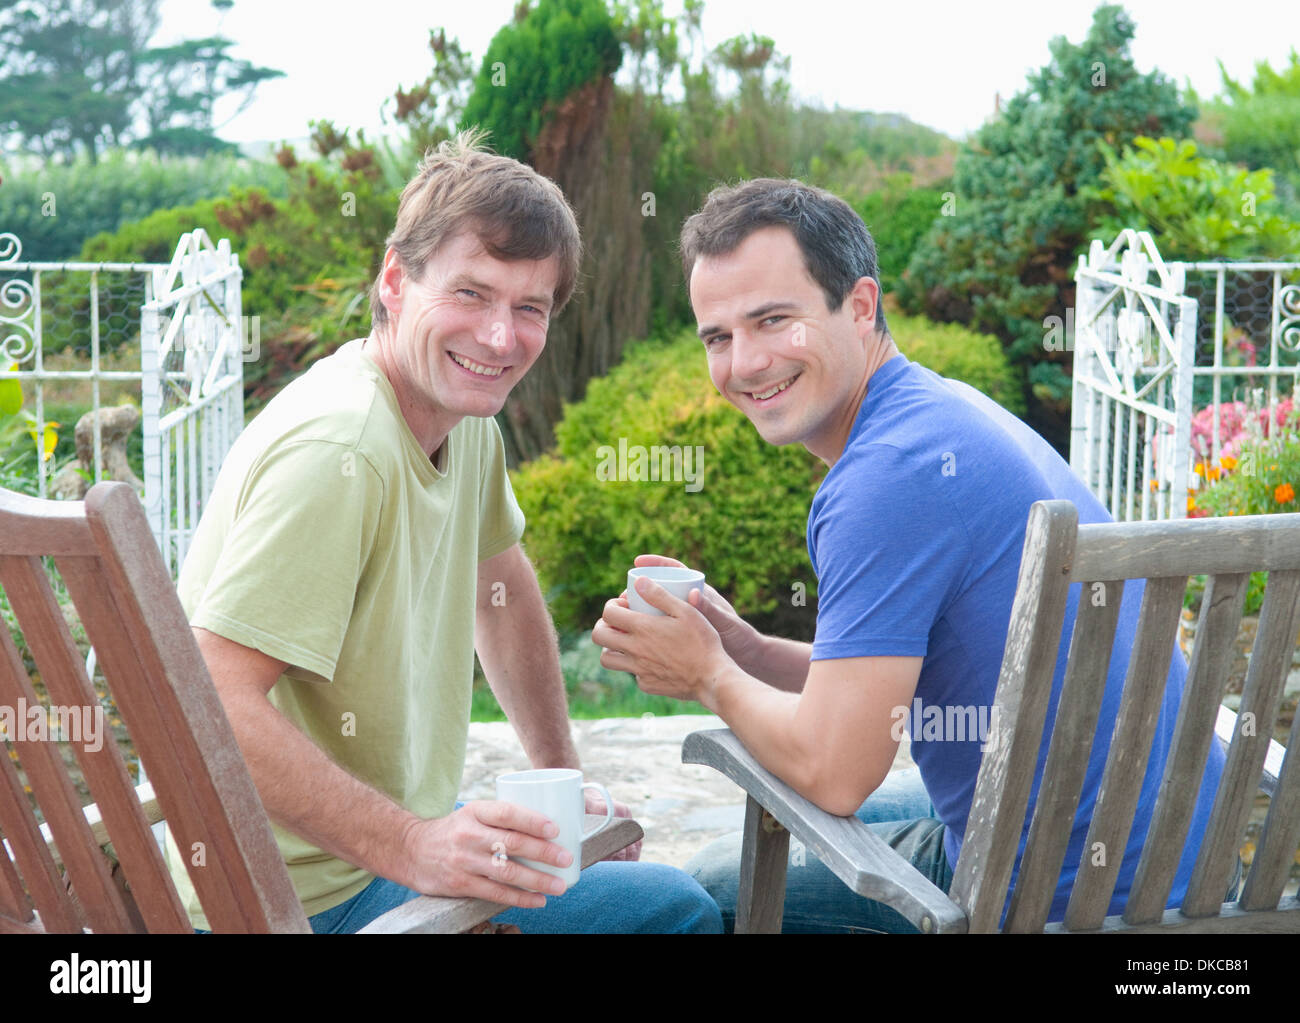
[165,131,720,934]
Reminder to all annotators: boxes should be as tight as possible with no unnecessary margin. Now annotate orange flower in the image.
[1208,466,1221,481]
[1187,496,1197,513]
[1193,462,1206,478]
[1275,483,1295,504]
[1220,454,1238,471]
[1149,479,1159,492]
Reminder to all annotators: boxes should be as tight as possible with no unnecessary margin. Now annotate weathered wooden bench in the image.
[1,481,639,933]
[684,499,1300,933]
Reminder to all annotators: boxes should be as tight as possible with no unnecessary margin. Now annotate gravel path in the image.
[460,712,914,869]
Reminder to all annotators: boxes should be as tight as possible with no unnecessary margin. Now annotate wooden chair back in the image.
[0,482,309,933]
[951,499,1300,933]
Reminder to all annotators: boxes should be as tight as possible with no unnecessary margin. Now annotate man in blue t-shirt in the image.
[591,177,1228,932]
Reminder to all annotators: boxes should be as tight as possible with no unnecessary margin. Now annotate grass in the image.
[470,631,714,722]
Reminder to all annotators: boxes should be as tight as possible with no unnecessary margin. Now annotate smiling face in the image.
[372,230,560,454]
[690,226,881,464]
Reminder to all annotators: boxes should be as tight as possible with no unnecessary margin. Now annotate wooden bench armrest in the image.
[681,728,968,934]
[360,815,644,934]
[1215,704,1285,798]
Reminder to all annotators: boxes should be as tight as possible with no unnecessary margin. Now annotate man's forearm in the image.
[218,685,423,888]
[476,549,580,770]
[737,633,813,693]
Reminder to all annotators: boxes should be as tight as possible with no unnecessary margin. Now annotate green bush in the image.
[889,311,1026,417]
[0,150,287,262]
[513,318,1024,638]
[850,178,946,296]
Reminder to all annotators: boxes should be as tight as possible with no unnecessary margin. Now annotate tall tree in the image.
[0,0,280,161]
[896,4,1196,451]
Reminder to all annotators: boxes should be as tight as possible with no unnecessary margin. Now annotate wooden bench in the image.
[684,499,1300,933]
[0,481,639,933]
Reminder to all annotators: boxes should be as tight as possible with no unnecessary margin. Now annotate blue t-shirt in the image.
[807,353,1223,923]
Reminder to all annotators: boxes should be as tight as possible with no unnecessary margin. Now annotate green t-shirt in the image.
[162,337,525,927]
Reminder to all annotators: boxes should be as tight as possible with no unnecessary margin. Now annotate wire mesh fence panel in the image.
[1073,232,1300,521]
[0,230,245,574]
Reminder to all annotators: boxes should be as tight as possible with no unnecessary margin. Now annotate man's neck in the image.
[362,332,455,462]
[810,331,900,468]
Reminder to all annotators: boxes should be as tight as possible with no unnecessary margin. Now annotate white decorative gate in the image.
[0,229,246,574]
[1071,230,1198,521]
[1071,230,1300,522]
[141,229,248,575]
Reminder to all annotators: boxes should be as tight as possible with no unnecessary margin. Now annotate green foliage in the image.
[1192,49,1300,210]
[513,318,1023,636]
[1085,136,1300,259]
[0,149,287,262]
[890,312,1026,417]
[850,178,946,295]
[74,148,396,389]
[896,4,1197,451]
[459,0,623,160]
[1193,433,1300,521]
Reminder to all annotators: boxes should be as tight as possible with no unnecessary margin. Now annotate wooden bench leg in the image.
[735,794,790,934]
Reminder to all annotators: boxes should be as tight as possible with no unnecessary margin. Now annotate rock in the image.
[52,405,144,500]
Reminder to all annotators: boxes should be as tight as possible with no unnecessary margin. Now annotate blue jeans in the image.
[686,767,951,934]
[303,799,720,934]
[306,861,721,934]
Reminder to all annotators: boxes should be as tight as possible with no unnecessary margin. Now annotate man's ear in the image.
[849,276,882,341]
[376,247,405,323]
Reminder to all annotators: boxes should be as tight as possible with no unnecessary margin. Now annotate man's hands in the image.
[402,801,574,908]
[625,555,762,670]
[592,558,733,712]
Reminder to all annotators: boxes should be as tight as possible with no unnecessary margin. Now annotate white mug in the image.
[495,768,615,891]
[627,566,705,615]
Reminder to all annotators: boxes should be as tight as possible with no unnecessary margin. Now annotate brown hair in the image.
[369,128,582,329]
[679,178,887,334]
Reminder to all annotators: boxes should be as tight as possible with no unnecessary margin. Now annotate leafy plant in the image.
[1084,136,1300,259]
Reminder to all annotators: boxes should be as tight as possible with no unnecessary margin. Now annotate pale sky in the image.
[157,0,1300,147]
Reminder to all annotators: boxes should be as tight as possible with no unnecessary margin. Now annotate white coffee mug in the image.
[495,768,615,891]
[626,566,705,615]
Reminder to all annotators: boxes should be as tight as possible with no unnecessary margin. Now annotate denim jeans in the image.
[301,798,720,934]
[686,766,951,934]
[686,766,1246,934]
[305,861,721,934]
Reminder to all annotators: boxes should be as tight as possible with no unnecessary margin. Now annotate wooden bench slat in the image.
[1240,700,1300,911]
[1183,569,1300,917]
[1124,572,1248,924]
[1063,573,1186,931]
[0,555,128,932]
[1005,579,1123,933]
[1072,514,1300,580]
[949,500,1077,933]
[83,483,309,933]
[56,557,191,932]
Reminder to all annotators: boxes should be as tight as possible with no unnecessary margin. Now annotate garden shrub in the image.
[513,317,1025,638]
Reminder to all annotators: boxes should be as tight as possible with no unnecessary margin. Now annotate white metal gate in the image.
[0,228,245,573]
[1070,230,1198,521]
[141,229,247,575]
[1071,230,1300,522]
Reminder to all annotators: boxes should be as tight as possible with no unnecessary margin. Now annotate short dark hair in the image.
[369,128,581,330]
[679,178,887,334]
